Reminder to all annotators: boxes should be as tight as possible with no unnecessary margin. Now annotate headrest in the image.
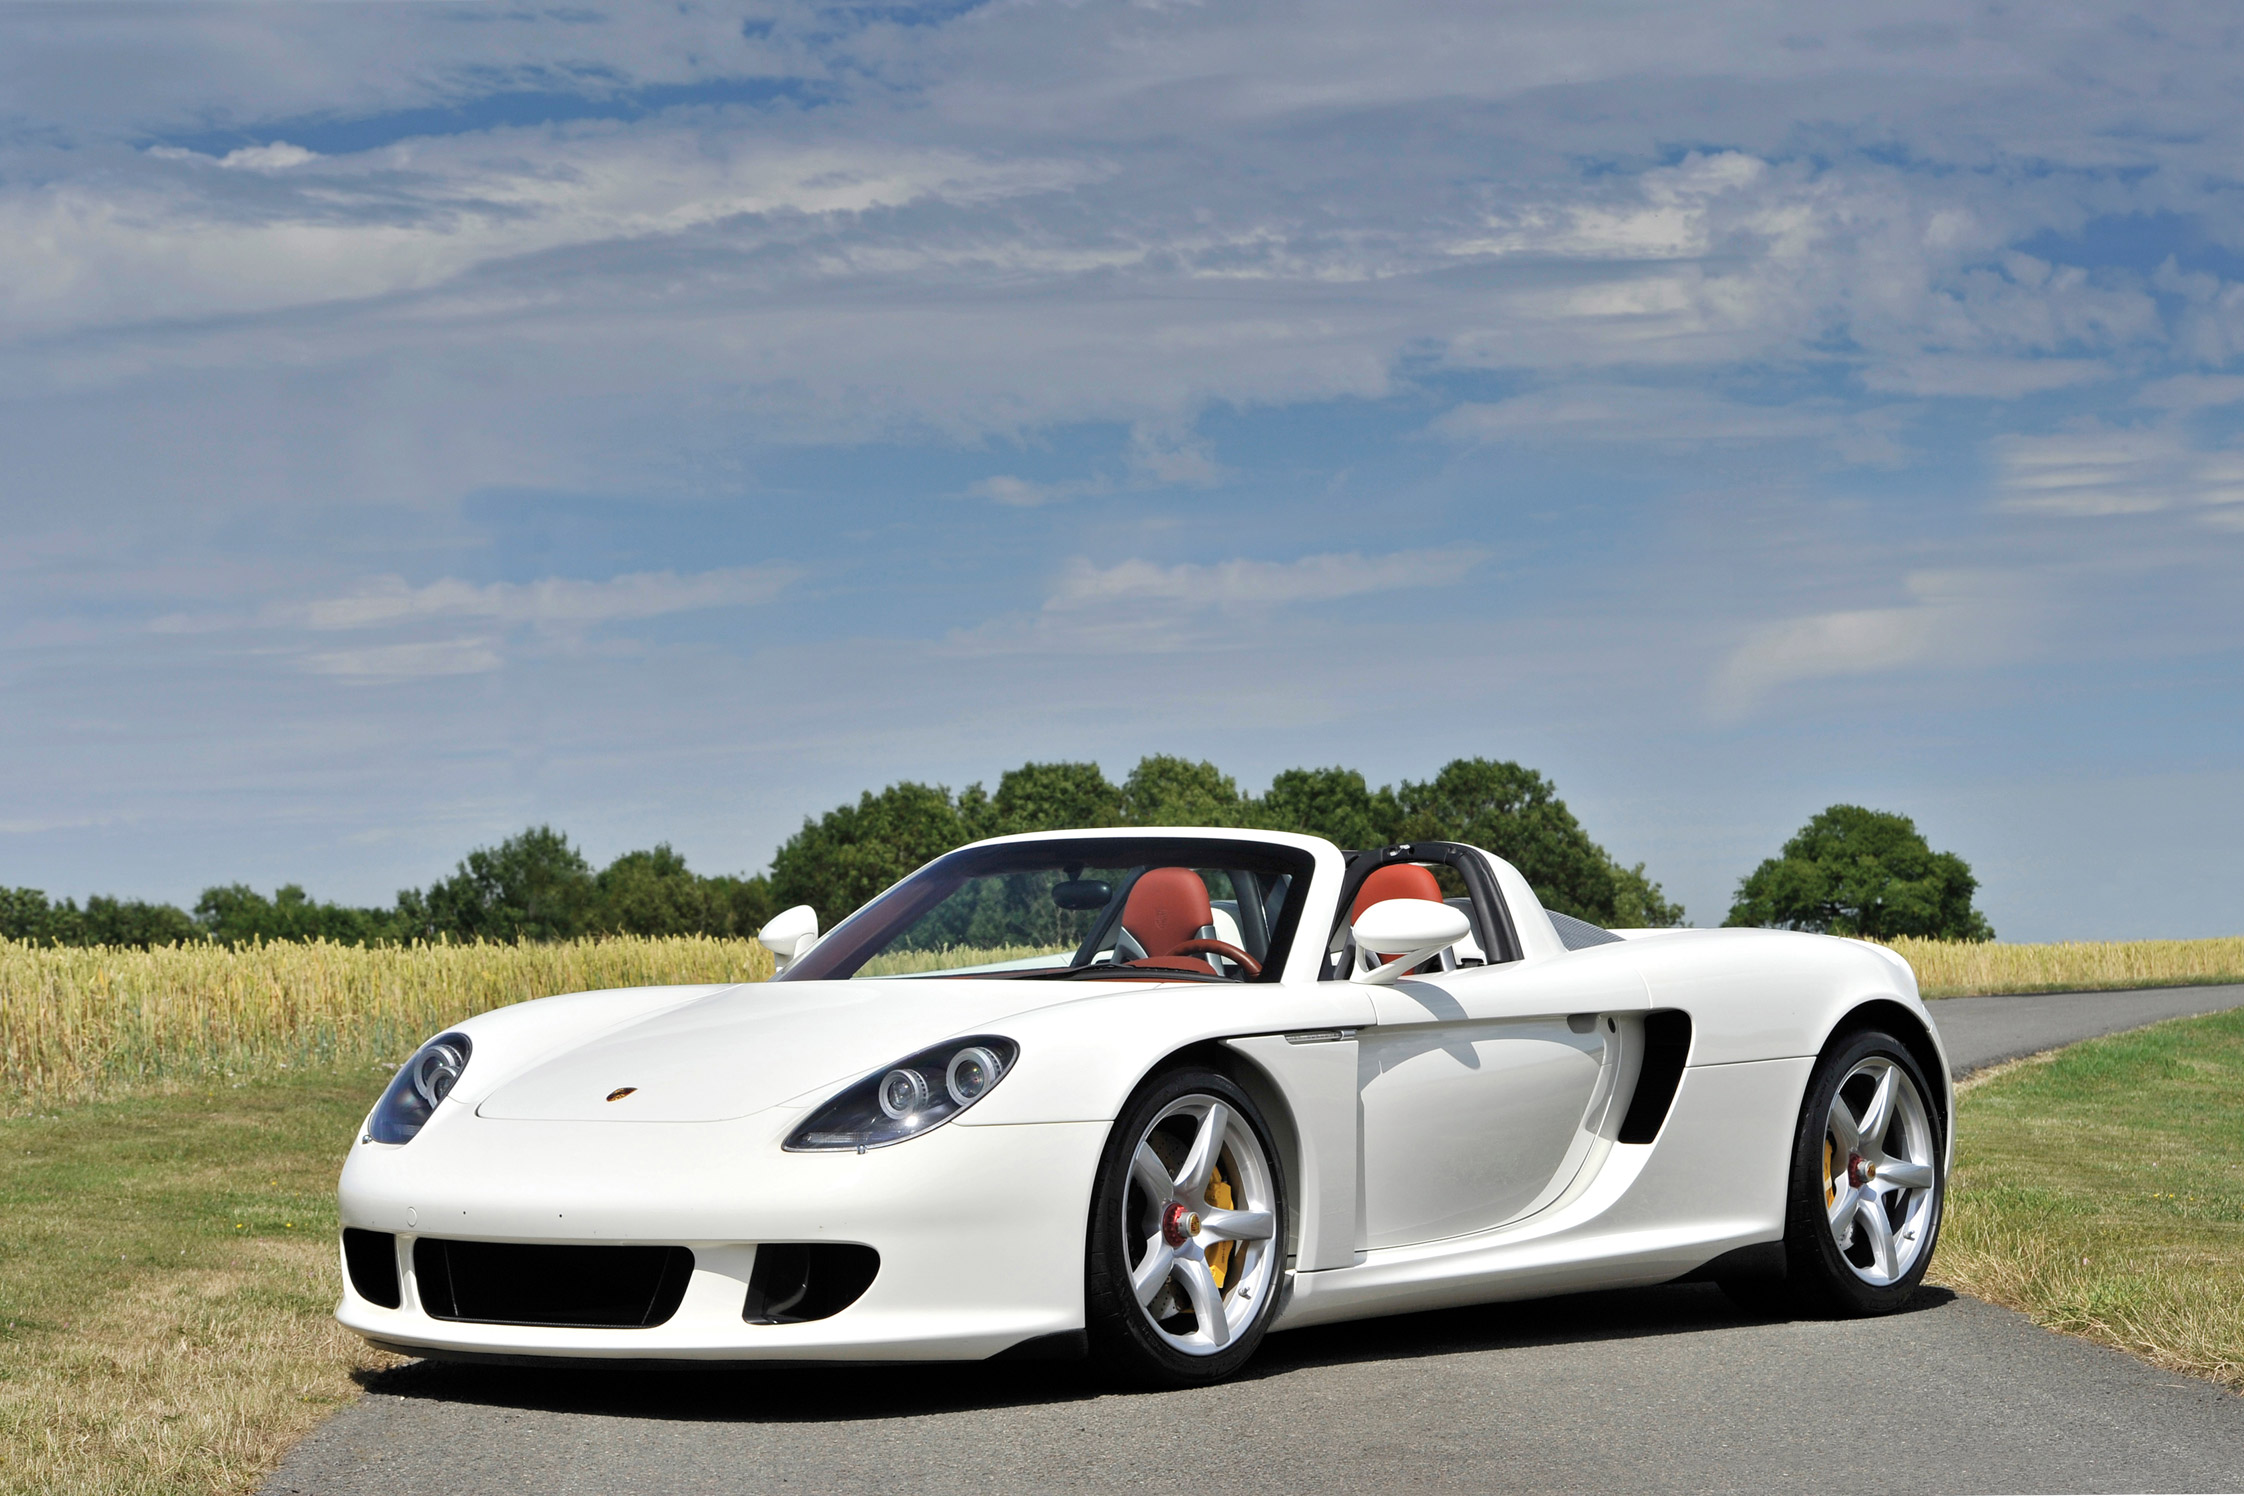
[1350,862,1446,925]
[1122,867,1215,957]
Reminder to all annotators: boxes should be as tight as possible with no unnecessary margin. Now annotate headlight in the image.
[785,1036,1018,1151]
[365,1032,473,1145]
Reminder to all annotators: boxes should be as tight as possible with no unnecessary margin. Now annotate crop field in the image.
[5,933,2241,1112]
[1889,934,2244,1000]
[0,936,772,1112]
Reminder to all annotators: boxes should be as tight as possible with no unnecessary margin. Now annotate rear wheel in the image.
[1085,1068,1285,1386]
[1760,1028,1945,1316]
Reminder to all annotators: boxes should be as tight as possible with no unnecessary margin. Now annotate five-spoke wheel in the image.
[1775,1028,1946,1315]
[1087,1069,1284,1383]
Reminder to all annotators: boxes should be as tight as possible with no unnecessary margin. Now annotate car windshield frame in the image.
[773,835,1320,984]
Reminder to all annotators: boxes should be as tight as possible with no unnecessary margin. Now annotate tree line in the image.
[0,755,1993,949]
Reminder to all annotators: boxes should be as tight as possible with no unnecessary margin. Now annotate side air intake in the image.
[342,1229,401,1309]
[743,1243,880,1324]
[1618,1010,1692,1144]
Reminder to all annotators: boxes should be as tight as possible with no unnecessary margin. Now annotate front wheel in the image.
[1775,1028,1946,1316]
[1084,1068,1286,1386]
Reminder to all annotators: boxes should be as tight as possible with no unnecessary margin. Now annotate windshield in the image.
[775,835,1318,983]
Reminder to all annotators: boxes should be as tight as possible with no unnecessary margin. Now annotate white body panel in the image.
[336,828,1949,1362]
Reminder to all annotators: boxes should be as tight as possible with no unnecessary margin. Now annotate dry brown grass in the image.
[1931,1007,2244,1391]
[1886,934,2244,999]
[0,1068,395,1495]
[0,935,772,1111]
[0,1239,395,1496]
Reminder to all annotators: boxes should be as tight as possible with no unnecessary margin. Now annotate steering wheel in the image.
[1164,938,1262,977]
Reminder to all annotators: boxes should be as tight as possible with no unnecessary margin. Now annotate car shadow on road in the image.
[353,1282,1959,1425]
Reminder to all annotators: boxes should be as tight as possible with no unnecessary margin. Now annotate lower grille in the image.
[413,1238,696,1328]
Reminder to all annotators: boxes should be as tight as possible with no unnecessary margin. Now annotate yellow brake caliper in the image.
[1206,1166,1237,1289]
[1824,1135,1837,1208]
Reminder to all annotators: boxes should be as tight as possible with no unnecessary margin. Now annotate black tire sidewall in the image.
[1784,1027,1946,1316]
[1084,1066,1286,1386]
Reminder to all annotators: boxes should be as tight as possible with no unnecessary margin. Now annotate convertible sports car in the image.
[335,828,1950,1385]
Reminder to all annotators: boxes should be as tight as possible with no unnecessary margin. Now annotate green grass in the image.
[1934,1006,2244,1388]
[0,1066,396,1495]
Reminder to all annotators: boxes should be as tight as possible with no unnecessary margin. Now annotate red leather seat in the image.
[1350,863,1449,967]
[1350,863,1446,924]
[1121,867,1218,974]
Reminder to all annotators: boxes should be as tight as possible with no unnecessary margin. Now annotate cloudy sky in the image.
[4,0,2241,939]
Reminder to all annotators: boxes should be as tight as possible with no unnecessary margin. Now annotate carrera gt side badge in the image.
[606,1087,638,1102]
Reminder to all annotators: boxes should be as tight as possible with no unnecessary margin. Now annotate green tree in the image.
[0,887,68,944]
[1251,765,1399,849]
[1390,758,1685,927]
[767,782,967,928]
[586,845,716,936]
[1726,805,1992,941]
[977,761,1125,838]
[194,883,399,946]
[1120,755,1242,827]
[405,825,597,942]
[3,887,204,948]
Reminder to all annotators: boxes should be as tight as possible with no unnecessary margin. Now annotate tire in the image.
[1085,1067,1286,1387]
[1769,1027,1946,1316]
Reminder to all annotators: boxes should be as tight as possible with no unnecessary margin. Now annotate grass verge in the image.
[0,1067,395,1496]
[1932,1005,2244,1389]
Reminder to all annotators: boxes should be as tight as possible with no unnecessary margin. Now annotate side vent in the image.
[743,1243,880,1324]
[1618,1010,1692,1144]
[342,1229,401,1309]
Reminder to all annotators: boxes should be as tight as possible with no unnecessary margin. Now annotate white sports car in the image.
[335,828,1950,1384]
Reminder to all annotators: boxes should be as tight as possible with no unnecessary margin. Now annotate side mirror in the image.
[1348,899,1471,986]
[758,904,821,974]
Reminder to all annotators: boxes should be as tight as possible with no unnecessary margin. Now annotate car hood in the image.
[474,977,1103,1123]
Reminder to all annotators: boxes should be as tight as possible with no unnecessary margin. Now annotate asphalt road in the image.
[266,985,2244,1496]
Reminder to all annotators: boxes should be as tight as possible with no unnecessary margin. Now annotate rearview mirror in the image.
[758,904,821,974]
[1348,899,1471,985]
[1052,879,1112,911]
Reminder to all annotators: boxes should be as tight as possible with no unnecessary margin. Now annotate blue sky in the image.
[3,0,2242,939]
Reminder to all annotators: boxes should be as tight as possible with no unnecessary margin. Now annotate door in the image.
[1357,953,1650,1249]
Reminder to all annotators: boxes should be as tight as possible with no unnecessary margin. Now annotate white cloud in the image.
[302,565,797,632]
[970,474,1106,507]
[1434,384,1891,457]
[148,141,320,172]
[1994,426,2244,518]
[945,547,1485,658]
[1709,572,2035,719]
[1861,355,2108,398]
[303,637,505,681]
[1046,549,1479,612]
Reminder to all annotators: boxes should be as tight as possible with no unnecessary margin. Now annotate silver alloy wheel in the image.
[1822,1055,1939,1286]
[1122,1095,1280,1356]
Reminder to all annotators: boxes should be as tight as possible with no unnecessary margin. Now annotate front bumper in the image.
[336,1110,1107,1361]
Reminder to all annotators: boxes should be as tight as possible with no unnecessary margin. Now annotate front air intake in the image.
[412,1239,696,1328]
[743,1243,880,1323]
[342,1229,401,1309]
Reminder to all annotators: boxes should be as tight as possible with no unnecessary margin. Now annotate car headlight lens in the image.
[365,1032,473,1145]
[786,1036,1018,1151]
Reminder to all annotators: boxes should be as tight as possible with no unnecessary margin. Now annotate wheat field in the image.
[0,936,772,1110]
[1885,935,2244,1000]
[5,932,2243,1110]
